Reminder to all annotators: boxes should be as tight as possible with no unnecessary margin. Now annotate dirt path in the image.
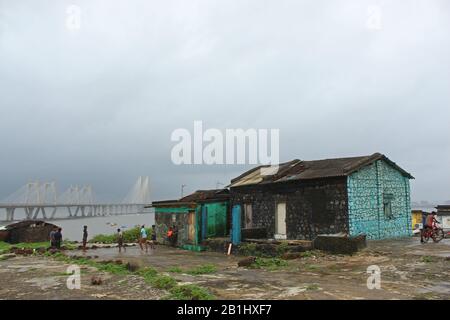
[0,255,165,300]
[0,238,449,300]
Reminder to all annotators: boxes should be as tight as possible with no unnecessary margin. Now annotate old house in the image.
[151,189,229,250]
[436,205,450,230]
[229,153,413,242]
[0,220,59,244]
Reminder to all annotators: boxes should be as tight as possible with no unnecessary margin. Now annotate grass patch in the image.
[0,241,78,254]
[186,264,217,275]
[421,256,434,263]
[249,257,289,271]
[138,267,177,290]
[43,247,214,300]
[166,284,215,300]
[96,262,129,275]
[167,266,183,273]
[305,284,320,291]
[276,242,289,256]
[150,275,178,289]
[239,243,259,256]
[304,264,320,271]
[0,242,11,255]
[90,227,151,244]
[300,251,316,258]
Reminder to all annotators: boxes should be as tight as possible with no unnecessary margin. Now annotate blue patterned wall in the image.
[347,160,412,239]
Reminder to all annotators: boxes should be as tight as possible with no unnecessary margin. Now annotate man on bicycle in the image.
[421,211,438,243]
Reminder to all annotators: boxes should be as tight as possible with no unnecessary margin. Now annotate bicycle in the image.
[422,223,445,243]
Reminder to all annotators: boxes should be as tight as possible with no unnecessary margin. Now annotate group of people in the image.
[50,223,174,252]
[49,227,63,249]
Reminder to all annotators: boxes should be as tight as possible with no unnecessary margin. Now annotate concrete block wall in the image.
[347,160,412,240]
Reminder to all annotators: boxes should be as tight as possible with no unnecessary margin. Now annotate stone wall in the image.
[230,178,349,240]
[347,160,412,239]
[154,211,192,246]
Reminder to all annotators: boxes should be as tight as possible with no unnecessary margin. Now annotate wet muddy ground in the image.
[0,238,448,300]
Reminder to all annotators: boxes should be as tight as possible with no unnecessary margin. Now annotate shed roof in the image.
[4,220,58,230]
[151,189,229,208]
[229,153,414,188]
[436,205,450,215]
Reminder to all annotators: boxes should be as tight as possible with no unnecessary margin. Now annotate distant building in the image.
[411,210,426,230]
[151,189,229,250]
[0,220,59,244]
[229,153,414,241]
[436,205,450,230]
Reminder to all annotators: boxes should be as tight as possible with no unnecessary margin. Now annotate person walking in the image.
[49,227,57,249]
[139,225,149,253]
[54,228,63,249]
[117,228,126,253]
[171,224,178,247]
[149,225,156,250]
[82,226,88,251]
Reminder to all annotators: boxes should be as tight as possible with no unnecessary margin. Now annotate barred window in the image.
[383,194,394,219]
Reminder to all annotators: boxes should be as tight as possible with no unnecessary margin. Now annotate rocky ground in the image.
[0,238,448,300]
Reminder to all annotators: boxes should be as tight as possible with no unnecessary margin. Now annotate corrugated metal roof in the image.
[229,153,414,188]
[151,189,229,207]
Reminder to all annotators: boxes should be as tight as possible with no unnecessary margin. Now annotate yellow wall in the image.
[411,211,423,229]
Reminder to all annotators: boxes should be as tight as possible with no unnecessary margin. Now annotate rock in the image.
[36,247,47,254]
[47,248,59,255]
[0,253,16,260]
[91,276,103,285]
[91,245,98,249]
[114,260,123,265]
[281,252,303,260]
[238,256,257,267]
[313,234,367,255]
[10,248,34,255]
[126,261,141,272]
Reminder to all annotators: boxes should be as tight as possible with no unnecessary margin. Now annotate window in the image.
[383,194,394,219]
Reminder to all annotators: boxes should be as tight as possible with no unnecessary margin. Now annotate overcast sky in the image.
[0,0,449,203]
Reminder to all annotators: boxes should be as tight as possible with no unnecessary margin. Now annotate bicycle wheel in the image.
[423,233,430,243]
[432,229,445,243]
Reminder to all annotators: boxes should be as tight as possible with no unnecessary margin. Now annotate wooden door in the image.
[275,202,287,239]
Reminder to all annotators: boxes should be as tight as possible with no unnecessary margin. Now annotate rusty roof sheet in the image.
[151,189,229,207]
[229,153,414,188]
[179,189,229,202]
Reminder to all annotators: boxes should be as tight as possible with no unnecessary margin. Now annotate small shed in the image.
[436,205,450,230]
[150,189,229,249]
[1,220,59,244]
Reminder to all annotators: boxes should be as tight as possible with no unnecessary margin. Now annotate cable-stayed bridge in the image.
[0,177,151,222]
